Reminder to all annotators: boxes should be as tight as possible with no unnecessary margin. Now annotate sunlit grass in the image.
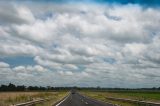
[0,91,67,106]
[35,92,67,106]
[81,90,160,106]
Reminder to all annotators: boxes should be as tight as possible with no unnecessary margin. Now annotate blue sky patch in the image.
[0,56,36,68]
[103,57,116,64]
[12,0,160,6]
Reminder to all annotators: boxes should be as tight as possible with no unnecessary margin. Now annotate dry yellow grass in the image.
[0,91,62,106]
[35,91,68,106]
[0,92,39,100]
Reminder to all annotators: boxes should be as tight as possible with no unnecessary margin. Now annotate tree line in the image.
[0,83,160,91]
[0,83,75,91]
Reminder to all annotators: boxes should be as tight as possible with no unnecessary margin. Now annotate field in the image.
[0,91,67,106]
[81,90,160,106]
[1,90,160,106]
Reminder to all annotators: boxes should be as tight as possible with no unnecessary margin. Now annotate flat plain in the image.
[81,90,160,106]
[0,91,67,106]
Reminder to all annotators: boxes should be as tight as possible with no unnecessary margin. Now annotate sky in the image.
[0,0,160,88]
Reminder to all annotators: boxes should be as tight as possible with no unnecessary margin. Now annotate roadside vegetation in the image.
[35,91,67,106]
[81,90,160,106]
[0,91,67,106]
[1,83,160,106]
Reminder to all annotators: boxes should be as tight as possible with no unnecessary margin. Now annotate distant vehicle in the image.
[71,89,76,94]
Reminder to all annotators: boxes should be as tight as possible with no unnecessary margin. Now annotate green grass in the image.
[104,90,160,102]
[80,90,160,106]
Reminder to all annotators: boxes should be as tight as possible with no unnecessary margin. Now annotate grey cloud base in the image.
[0,2,160,88]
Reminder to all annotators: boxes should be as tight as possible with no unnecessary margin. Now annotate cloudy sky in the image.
[0,0,160,88]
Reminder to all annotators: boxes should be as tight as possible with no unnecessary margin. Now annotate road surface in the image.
[55,92,115,106]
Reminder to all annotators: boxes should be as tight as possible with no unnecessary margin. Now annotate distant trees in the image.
[1,83,160,91]
[0,83,25,91]
[0,83,76,91]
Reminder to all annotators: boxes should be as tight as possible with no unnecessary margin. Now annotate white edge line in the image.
[56,93,70,106]
[85,102,88,104]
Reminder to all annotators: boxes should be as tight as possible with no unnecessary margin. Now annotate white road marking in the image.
[56,94,70,106]
[85,102,88,104]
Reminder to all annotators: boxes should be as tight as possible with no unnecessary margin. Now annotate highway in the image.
[55,92,114,106]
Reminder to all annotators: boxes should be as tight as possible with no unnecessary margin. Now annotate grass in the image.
[0,91,67,106]
[80,90,160,106]
[35,91,68,106]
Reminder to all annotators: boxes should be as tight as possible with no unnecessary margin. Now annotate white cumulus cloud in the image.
[0,2,160,87]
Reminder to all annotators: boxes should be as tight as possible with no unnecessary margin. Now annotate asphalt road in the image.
[55,92,114,106]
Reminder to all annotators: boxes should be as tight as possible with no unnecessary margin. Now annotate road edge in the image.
[52,92,70,106]
[78,92,118,106]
